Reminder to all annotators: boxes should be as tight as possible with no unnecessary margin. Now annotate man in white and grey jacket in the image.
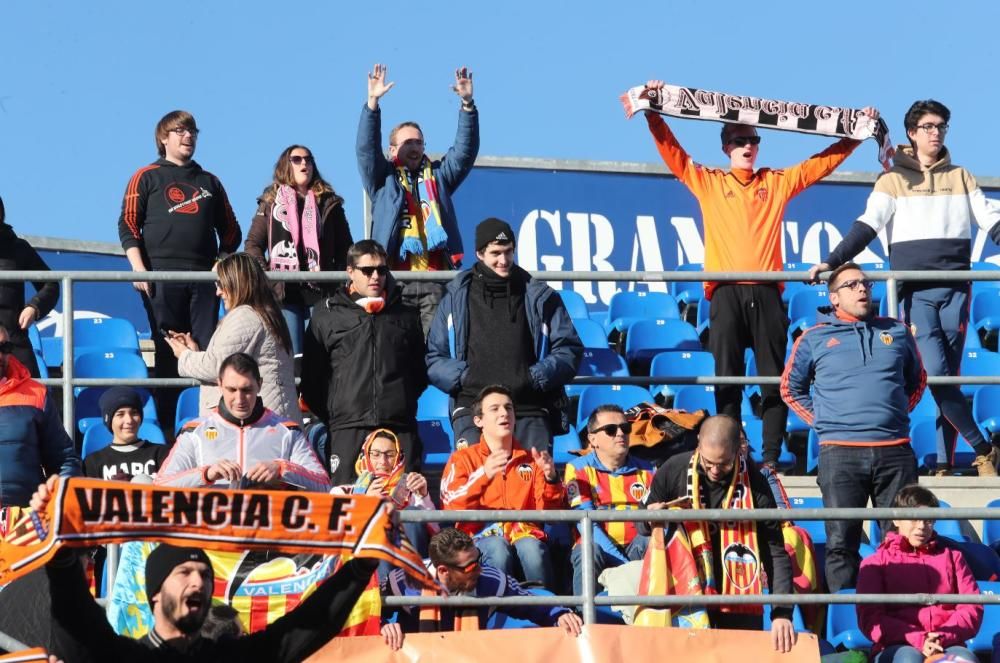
[156,352,330,492]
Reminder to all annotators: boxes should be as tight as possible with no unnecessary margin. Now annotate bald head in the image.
[698,415,741,452]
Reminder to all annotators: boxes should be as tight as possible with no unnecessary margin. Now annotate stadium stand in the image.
[557,289,589,321]
[604,291,679,334]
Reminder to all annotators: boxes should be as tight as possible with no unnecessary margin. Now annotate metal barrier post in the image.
[579,512,596,625]
[61,276,74,436]
[0,631,30,654]
[105,542,120,610]
[886,276,899,320]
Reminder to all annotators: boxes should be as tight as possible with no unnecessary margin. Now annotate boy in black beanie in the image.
[82,387,168,481]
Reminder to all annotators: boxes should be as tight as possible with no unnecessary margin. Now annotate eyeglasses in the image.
[700,455,735,473]
[590,422,632,437]
[356,265,389,277]
[728,135,761,147]
[367,449,398,461]
[169,127,199,137]
[915,122,948,134]
[835,279,874,292]
[0,341,13,355]
[289,155,314,165]
[445,549,482,574]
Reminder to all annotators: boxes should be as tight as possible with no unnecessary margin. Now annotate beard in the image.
[161,591,208,635]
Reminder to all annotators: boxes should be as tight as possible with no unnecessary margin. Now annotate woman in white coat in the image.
[165,252,301,423]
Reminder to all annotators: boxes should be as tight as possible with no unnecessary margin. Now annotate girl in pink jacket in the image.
[856,484,982,662]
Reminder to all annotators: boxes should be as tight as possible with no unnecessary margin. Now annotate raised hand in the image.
[531,447,558,482]
[483,449,509,480]
[452,67,473,102]
[367,63,395,110]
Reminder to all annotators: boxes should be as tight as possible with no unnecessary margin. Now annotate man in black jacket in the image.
[29,476,378,662]
[0,195,59,378]
[301,239,427,485]
[643,415,796,653]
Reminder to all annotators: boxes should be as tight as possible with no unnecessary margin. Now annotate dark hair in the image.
[827,262,863,290]
[260,144,336,204]
[892,484,939,509]
[218,352,262,384]
[428,527,475,567]
[904,100,951,134]
[720,123,756,145]
[216,253,293,354]
[471,384,513,418]
[389,121,423,146]
[346,240,389,268]
[0,195,5,225]
[155,110,197,158]
[200,604,243,642]
[586,404,626,433]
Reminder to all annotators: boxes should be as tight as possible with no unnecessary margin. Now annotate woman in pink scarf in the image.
[245,145,353,356]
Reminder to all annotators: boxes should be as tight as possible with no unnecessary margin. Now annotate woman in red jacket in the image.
[856,485,982,662]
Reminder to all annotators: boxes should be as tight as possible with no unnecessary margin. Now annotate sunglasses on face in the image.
[835,279,874,292]
[356,265,389,277]
[289,155,314,165]
[591,422,632,437]
[728,135,761,147]
[446,549,482,574]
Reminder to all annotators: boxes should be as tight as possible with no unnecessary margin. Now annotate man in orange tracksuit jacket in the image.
[643,79,879,467]
[440,384,565,590]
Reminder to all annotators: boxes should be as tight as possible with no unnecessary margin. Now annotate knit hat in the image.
[99,387,144,431]
[145,544,213,607]
[475,217,515,252]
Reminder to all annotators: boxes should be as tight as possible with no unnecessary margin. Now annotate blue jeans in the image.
[571,533,648,596]
[875,644,977,662]
[476,535,554,589]
[281,303,309,357]
[817,444,917,592]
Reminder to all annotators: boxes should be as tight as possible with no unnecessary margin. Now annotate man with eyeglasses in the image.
[641,80,879,471]
[357,64,480,336]
[0,323,80,508]
[810,99,1000,477]
[379,527,582,650]
[564,404,653,597]
[301,240,427,486]
[782,262,926,593]
[641,415,795,652]
[118,110,242,426]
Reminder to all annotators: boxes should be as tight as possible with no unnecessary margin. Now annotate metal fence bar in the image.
[886,276,899,319]
[61,276,74,437]
[0,630,30,655]
[579,512,596,624]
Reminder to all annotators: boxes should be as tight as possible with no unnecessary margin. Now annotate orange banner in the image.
[0,478,430,587]
[306,624,821,662]
[0,649,49,662]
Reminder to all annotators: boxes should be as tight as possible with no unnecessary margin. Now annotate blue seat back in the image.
[649,350,715,400]
[826,589,873,649]
[576,385,652,431]
[787,288,829,329]
[558,289,590,320]
[624,319,701,366]
[672,385,716,414]
[417,386,450,419]
[175,387,201,433]
[417,418,454,468]
[566,348,629,399]
[971,290,1000,332]
[968,581,1000,653]
[961,350,1000,398]
[74,351,149,380]
[983,498,1000,548]
[73,318,140,358]
[670,263,705,306]
[573,318,609,349]
[605,291,679,332]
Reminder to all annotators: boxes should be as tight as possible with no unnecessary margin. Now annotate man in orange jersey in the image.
[565,404,653,597]
[643,80,878,468]
[439,385,565,589]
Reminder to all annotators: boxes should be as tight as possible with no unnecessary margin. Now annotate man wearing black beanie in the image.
[427,217,583,454]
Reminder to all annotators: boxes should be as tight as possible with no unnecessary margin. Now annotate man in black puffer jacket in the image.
[301,239,427,485]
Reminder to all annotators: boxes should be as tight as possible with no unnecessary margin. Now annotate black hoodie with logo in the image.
[117,159,242,270]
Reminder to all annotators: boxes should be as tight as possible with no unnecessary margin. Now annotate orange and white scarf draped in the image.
[685,451,764,615]
[417,568,480,632]
[351,429,406,506]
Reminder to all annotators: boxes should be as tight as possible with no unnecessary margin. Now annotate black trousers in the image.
[326,426,423,486]
[708,284,788,463]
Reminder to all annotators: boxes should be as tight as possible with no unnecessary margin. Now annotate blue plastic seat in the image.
[74,351,149,381]
[670,263,704,308]
[790,495,827,544]
[961,349,1000,399]
[417,418,454,468]
[623,319,701,370]
[695,298,711,337]
[781,262,812,305]
[672,385,716,414]
[73,317,141,358]
[971,290,1000,336]
[826,589,874,649]
[741,417,795,466]
[82,422,166,458]
[968,581,1000,653]
[417,386,450,420]
[26,325,47,377]
[787,287,829,336]
[858,262,888,305]
[909,416,941,470]
[75,386,159,435]
[983,498,1000,548]
[806,430,820,473]
[566,348,630,400]
[604,291,679,334]
[971,262,1000,298]
[558,289,590,321]
[174,386,201,433]
[649,350,715,401]
[573,318,609,349]
[553,426,582,465]
[575,385,651,431]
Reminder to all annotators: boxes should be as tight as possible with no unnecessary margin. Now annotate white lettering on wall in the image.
[629,216,668,294]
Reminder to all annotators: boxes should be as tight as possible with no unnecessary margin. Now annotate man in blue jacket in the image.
[781,262,926,593]
[426,218,583,453]
[356,63,480,335]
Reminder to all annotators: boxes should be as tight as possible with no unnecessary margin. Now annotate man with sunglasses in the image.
[642,415,795,652]
[118,110,242,425]
[564,404,653,597]
[0,323,80,508]
[642,80,878,470]
[379,527,582,650]
[809,99,1000,477]
[782,262,926,593]
[301,240,427,486]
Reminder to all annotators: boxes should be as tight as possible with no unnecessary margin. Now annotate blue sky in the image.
[2,0,999,244]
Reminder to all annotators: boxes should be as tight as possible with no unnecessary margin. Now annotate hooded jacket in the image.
[0,223,59,375]
[781,307,926,445]
[426,264,583,414]
[300,277,427,432]
[826,145,1000,274]
[0,356,80,507]
[857,531,982,653]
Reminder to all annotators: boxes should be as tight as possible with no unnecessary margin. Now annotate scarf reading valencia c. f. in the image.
[621,82,895,171]
[395,157,448,268]
[0,478,433,588]
[685,451,764,615]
